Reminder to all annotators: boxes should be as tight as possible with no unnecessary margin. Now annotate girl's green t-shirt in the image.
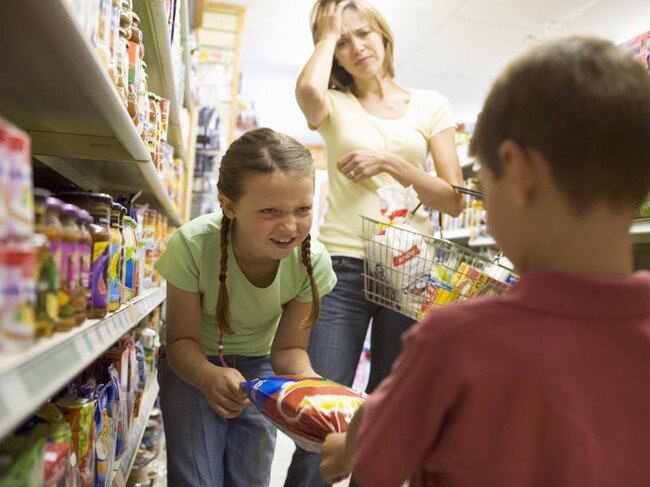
[154,212,337,356]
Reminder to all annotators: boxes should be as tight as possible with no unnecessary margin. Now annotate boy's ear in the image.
[497,139,537,206]
[218,194,236,219]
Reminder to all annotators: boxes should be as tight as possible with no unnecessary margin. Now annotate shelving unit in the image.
[134,0,187,161]
[197,3,246,144]
[0,0,183,226]
[443,220,650,247]
[0,0,193,483]
[0,286,166,441]
[110,380,161,487]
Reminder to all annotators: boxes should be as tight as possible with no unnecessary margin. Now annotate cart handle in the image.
[408,185,484,221]
[452,185,484,199]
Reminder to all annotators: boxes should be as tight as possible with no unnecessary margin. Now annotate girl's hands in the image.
[199,364,250,419]
[315,0,349,43]
[337,149,393,182]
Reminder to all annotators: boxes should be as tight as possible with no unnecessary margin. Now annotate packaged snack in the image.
[242,376,367,453]
[365,185,434,296]
[56,396,96,487]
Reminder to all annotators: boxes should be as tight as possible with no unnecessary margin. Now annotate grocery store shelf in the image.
[468,235,497,247]
[140,162,183,226]
[111,380,160,487]
[0,286,166,441]
[439,227,497,247]
[442,221,650,247]
[0,0,181,225]
[181,0,193,109]
[135,0,186,160]
[457,144,476,170]
[631,218,650,244]
[35,156,182,227]
[439,227,471,242]
[0,0,149,162]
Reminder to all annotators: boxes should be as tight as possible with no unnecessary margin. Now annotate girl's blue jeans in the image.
[158,350,276,487]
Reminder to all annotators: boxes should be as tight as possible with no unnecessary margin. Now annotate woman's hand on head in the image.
[337,149,393,182]
[316,0,349,42]
[199,364,251,419]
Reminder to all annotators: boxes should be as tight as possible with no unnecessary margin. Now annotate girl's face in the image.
[334,8,386,79]
[221,172,314,263]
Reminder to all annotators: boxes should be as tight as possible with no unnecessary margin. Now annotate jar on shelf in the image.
[127,12,143,123]
[120,0,133,32]
[148,93,161,165]
[58,192,113,319]
[57,203,82,331]
[117,205,127,302]
[0,240,37,351]
[115,27,130,108]
[94,0,112,74]
[123,215,139,301]
[45,196,64,332]
[108,203,126,312]
[138,66,149,139]
[76,209,93,325]
[33,188,59,337]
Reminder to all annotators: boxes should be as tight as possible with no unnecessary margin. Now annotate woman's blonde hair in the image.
[310,0,395,91]
[215,128,321,336]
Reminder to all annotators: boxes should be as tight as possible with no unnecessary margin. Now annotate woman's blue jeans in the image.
[158,350,276,487]
[284,256,415,486]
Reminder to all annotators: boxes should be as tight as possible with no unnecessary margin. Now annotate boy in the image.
[319,36,650,487]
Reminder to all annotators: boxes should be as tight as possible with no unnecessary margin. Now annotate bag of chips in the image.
[242,375,367,452]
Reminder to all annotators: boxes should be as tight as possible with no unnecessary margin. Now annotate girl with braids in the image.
[154,127,337,487]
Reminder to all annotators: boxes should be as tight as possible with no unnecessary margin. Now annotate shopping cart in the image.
[360,186,518,321]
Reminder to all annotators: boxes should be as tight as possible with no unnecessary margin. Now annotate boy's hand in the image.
[320,432,352,484]
[199,364,250,418]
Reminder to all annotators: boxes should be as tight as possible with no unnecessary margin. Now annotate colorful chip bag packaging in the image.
[242,376,367,452]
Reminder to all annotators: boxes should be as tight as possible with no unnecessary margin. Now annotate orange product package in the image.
[242,375,367,452]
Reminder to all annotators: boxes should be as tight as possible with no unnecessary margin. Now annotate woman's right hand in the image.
[315,0,349,42]
[199,364,250,419]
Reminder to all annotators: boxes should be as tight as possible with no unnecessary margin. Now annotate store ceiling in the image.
[222,0,650,145]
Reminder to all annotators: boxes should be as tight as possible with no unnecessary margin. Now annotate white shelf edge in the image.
[0,286,166,441]
[442,220,650,247]
[631,218,650,244]
[111,380,160,487]
[440,228,471,241]
[468,236,497,247]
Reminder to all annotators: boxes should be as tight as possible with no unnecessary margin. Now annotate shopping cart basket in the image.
[360,187,518,321]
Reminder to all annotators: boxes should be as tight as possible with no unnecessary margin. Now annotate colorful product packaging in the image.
[0,241,37,352]
[242,375,367,453]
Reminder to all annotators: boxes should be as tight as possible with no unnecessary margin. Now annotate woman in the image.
[285,1,465,485]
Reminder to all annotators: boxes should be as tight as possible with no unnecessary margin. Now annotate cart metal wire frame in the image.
[360,214,518,322]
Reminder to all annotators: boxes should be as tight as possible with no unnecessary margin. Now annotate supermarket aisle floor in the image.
[270,431,350,487]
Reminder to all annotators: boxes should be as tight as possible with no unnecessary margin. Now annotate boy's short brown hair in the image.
[470,36,650,213]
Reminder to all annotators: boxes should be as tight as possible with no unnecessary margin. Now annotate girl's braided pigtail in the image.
[300,234,321,328]
[216,216,234,336]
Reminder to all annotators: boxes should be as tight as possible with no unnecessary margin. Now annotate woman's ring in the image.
[349,169,355,178]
